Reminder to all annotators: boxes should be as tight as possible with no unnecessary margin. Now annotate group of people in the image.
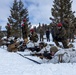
[2,20,75,62]
[39,26,50,42]
[30,20,75,49]
[6,19,75,49]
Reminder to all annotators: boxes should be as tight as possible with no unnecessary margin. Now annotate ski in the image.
[17,53,41,64]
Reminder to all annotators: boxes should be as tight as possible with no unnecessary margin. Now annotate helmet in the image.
[57,23,62,27]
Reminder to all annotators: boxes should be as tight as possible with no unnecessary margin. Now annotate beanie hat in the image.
[22,24,24,27]
[57,23,62,27]
[30,29,34,32]
[23,19,26,22]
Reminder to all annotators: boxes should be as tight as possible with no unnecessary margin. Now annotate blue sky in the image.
[0,0,76,30]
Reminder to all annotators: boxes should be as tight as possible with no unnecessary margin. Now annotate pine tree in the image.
[51,0,75,23]
[6,23,11,38]
[0,26,3,39]
[51,0,76,40]
[7,0,19,37]
[7,0,30,38]
[18,0,31,39]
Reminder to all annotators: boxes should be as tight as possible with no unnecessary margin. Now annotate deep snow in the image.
[0,34,76,75]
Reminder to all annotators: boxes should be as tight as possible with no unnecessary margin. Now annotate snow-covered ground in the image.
[0,34,76,75]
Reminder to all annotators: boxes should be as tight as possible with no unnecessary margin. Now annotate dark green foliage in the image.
[7,0,30,38]
[50,0,76,42]
[51,0,75,23]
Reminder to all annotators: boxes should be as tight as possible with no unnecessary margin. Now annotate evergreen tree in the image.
[7,0,19,37]
[0,26,3,39]
[7,0,30,38]
[51,0,75,23]
[18,0,31,39]
[50,0,76,41]
[6,23,11,38]
[72,17,76,34]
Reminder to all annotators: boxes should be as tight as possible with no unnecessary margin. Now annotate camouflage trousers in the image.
[54,40,69,48]
[40,35,44,41]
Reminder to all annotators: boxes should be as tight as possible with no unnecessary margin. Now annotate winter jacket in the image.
[30,32,38,42]
[39,28,44,36]
[46,29,50,38]
[54,27,67,41]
